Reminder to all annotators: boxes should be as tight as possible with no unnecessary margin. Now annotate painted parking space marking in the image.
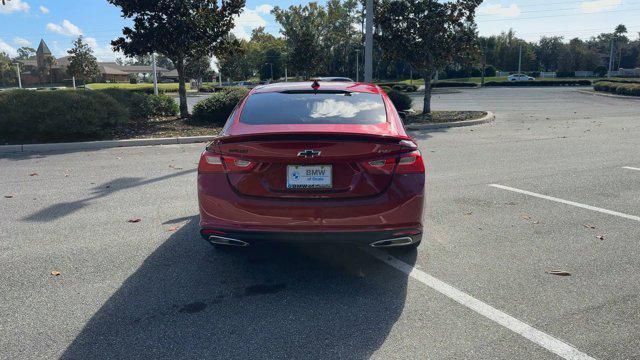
[365,248,595,360]
[622,166,640,171]
[489,184,640,222]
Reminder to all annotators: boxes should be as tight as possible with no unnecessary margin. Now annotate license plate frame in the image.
[286,165,333,189]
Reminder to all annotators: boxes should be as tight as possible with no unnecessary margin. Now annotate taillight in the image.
[198,151,255,173]
[360,157,395,174]
[396,150,425,174]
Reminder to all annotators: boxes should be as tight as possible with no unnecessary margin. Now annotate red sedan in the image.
[197,81,425,249]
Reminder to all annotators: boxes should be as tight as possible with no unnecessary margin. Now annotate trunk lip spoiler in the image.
[211,132,414,146]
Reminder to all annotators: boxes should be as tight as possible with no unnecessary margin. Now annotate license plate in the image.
[287,165,332,189]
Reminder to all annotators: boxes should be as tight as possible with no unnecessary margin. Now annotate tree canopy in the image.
[109,0,245,117]
[376,0,483,113]
[67,36,101,84]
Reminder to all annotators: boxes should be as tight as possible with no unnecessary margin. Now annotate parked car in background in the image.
[312,77,355,82]
[198,81,425,250]
[508,74,535,81]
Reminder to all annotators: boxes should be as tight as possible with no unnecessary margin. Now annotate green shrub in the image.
[191,87,249,125]
[484,65,497,77]
[432,81,477,88]
[594,65,608,78]
[148,94,178,116]
[556,71,575,78]
[0,90,128,142]
[379,86,392,93]
[594,81,640,96]
[97,88,152,120]
[386,89,412,111]
[392,84,408,91]
[405,84,418,92]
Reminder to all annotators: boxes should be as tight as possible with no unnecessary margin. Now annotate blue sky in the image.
[1,0,639,62]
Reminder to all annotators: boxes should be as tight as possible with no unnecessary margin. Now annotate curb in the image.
[0,136,216,154]
[576,89,640,100]
[405,111,495,131]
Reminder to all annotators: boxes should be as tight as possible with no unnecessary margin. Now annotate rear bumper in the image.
[198,172,425,237]
[200,228,423,247]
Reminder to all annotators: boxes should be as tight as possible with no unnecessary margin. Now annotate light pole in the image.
[355,49,361,82]
[16,62,22,89]
[364,0,373,83]
[152,53,158,95]
[517,43,522,74]
[607,38,615,79]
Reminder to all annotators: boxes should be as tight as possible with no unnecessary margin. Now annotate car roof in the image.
[251,81,381,94]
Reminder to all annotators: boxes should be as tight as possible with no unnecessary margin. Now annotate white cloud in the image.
[232,5,271,40]
[580,0,621,13]
[255,4,273,14]
[0,38,18,57]
[39,5,49,14]
[46,19,83,36]
[13,36,31,47]
[0,0,30,14]
[84,36,119,61]
[478,3,521,17]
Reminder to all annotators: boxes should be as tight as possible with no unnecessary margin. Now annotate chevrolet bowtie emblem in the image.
[297,150,322,158]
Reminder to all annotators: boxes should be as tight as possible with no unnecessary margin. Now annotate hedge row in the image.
[484,80,592,87]
[191,87,250,126]
[0,90,128,142]
[376,83,419,92]
[432,81,477,88]
[594,81,640,96]
[594,78,640,85]
[96,88,177,120]
[0,89,178,143]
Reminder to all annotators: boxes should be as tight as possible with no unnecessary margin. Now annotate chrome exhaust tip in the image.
[370,237,414,248]
[208,235,249,247]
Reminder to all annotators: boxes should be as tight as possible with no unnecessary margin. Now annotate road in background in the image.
[2,88,639,359]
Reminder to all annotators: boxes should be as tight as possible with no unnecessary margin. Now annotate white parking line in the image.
[622,166,640,171]
[365,248,594,360]
[489,184,640,222]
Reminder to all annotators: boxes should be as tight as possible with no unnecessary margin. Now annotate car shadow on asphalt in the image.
[60,216,417,359]
[22,169,195,222]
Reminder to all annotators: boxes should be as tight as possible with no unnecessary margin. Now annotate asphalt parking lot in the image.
[2,87,639,359]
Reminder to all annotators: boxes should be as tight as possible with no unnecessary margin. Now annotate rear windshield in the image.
[239,92,387,125]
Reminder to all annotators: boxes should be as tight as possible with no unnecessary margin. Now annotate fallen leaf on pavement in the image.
[51,271,61,276]
[128,218,141,223]
[168,226,179,232]
[522,214,531,220]
[116,157,122,160]
[463,211,473,216]
[505,201,516,206]
[583,224,596,229]
[596,235,604,241]
[29,173,38,176]
[546,270,571,276]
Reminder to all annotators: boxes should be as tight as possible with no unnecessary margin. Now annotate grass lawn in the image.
[86,83,191,91]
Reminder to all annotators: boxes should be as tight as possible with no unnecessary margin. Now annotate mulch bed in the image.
[110,117,221,139]
[404,111,487,124]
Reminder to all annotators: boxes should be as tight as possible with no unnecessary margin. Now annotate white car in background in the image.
[508,74,535,81]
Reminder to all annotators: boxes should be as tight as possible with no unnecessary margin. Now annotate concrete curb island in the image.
[405,111,495,131]
[576,89,640,100]
[0,136,216,154]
